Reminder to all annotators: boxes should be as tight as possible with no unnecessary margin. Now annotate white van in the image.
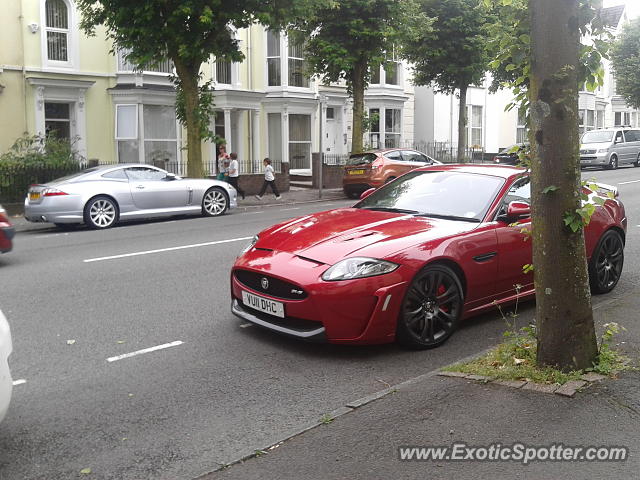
[580,128,640,169]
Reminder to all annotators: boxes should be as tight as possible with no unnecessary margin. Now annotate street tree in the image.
[289,0,417,154]
[529,0,598,370]
[77,0,305,177]
[610,17,640,109]
[400,0,488,162]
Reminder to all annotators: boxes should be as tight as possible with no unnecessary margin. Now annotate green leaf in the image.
[80,468,92,475]
[542,185,558,194]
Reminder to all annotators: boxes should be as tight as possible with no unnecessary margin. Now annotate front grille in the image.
[234,270,308,300]
[580,149,597,155]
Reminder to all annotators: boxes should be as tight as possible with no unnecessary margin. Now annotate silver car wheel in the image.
[86,198,118,228]
[202,188,227,217]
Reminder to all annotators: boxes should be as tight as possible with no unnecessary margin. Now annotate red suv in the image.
[0,205,15,254]
[342,148,440,198]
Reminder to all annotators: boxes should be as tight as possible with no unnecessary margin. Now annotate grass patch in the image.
[444,322,632,385]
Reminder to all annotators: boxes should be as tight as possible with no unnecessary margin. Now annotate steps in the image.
[289,174,313,189]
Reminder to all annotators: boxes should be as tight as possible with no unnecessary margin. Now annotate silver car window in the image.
[125,167,166,181]
[102,169,127,180]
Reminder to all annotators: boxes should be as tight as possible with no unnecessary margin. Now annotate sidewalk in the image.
[7,187,347,232]
[203,292,640,480]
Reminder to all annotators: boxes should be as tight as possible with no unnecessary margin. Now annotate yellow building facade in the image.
[1,0,416,176]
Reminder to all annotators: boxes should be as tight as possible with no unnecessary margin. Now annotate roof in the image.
[600,5,625,28]
[419,163,526,179]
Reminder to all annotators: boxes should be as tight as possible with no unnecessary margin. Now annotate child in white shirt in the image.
[255,158,281,200]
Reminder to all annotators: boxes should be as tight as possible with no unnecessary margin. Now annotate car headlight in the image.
[239,235,258,256]
[597,149,608,153]
[321,257,399,281]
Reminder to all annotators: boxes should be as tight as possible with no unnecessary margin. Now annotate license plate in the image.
[242,291,285,318]
[29,192,40,201]
[349,169,365,175]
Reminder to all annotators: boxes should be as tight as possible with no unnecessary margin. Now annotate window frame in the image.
[41,0,77,69]
[467,105,484,148]
[115,104,138,141]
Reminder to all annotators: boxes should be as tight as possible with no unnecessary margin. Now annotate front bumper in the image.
[231,250,410,345]
[232,299,327,341]
[580,154,608,166]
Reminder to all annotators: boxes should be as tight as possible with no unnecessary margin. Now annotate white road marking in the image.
[84,236,252,263]
[107,341,184,363]
[280,207,301,211]
[618,179,640,185]
[12,379,27,386]
[243,211,261,215]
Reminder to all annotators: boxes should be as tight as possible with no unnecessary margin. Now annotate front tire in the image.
[606,155,618,170]
[202,187,228,217]
[396,264,464,349]
[588,229,624,294]
[634,153,640,167]
[83,196,119,229]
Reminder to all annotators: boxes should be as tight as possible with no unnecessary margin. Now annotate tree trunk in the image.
[456,84,468,162]
[530,0,598,370]
[350,60,367,154]
[173,61,204,178]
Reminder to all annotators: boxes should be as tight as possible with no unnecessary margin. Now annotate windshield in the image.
[355,170,504,222]
[347,153,377,165]
[582,131,613,144]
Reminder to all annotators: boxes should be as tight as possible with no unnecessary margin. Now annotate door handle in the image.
[136,185,145,189]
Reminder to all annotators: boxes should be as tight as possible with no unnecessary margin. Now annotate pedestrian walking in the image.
[255,158,281,200]
[227,152,245,199]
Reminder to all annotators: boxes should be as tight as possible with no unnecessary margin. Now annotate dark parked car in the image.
[493,143,529,166]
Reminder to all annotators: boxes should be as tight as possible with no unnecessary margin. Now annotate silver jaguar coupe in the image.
[24,164,237,229]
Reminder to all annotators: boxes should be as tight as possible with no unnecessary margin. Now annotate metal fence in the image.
[160,158,282,176]
[0,163,89,204]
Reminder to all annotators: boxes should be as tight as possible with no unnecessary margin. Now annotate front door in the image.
[125,167,189,210]
[494,177,534,297]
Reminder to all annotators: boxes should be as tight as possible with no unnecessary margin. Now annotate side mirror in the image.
[505,201,531,220]
[164,172,177,181]
[360,188,376,200]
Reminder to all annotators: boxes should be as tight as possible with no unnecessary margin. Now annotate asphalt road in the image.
[0,167,638,479]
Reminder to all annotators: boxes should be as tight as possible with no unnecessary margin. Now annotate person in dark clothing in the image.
[227,152,245,199]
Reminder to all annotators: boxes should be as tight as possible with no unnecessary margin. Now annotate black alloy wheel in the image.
[589,229,624,294]
[397,264,464,349]
[607,155,618,170]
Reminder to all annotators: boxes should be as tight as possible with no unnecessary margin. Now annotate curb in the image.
[437,371,608,398]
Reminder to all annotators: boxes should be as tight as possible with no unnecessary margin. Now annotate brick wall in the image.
[311,153,345,189]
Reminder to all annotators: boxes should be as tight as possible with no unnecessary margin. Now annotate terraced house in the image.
[0,0,416,179]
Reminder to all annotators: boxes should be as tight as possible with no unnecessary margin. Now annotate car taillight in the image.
[42,188,68,197]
